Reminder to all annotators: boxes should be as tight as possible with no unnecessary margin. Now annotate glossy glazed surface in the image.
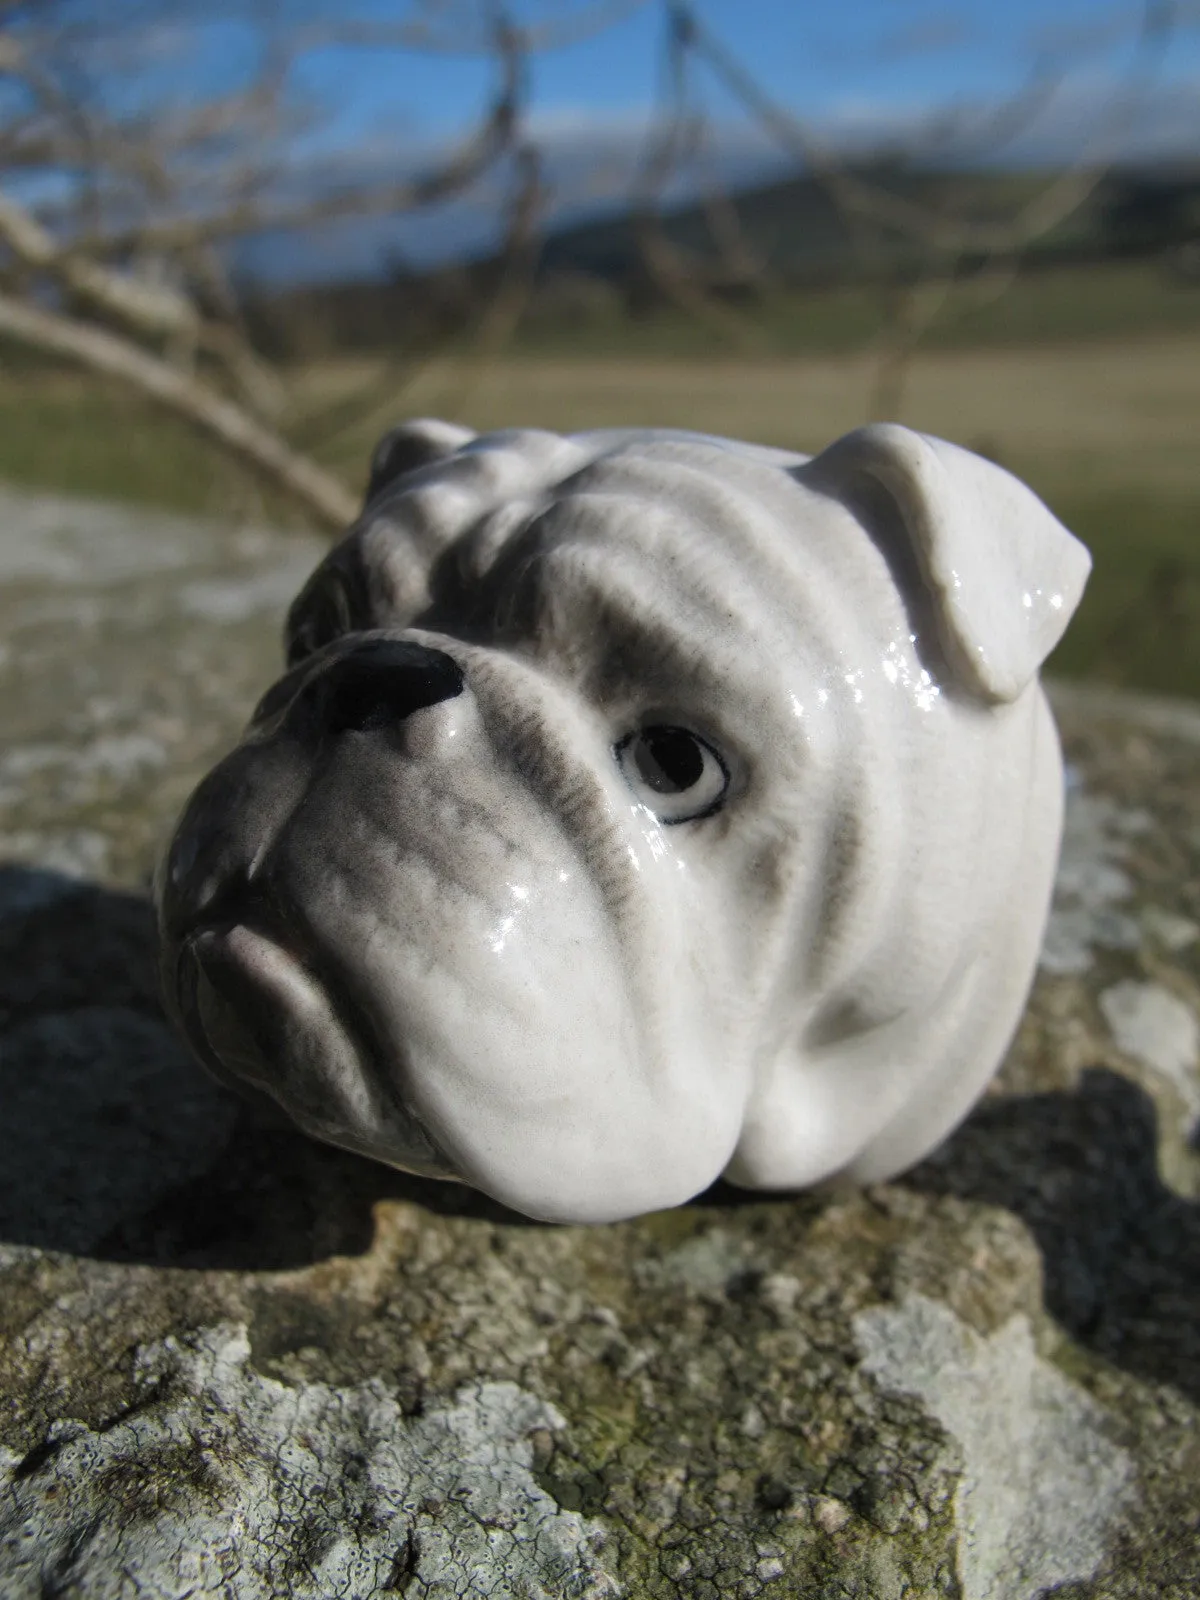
[157,421,1090,1223]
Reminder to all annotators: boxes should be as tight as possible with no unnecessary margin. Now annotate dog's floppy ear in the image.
[364,418,477,507]
[801,423,1091,703]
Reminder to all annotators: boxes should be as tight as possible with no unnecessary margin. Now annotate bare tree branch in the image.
[630,4,763,348]
[0,290,358,528]
[300,0,650,56]
[633,0,1176,417]
[64,24,525,259]
[672,0,1174,258]
[0,192,199,338]
[0,0,568,528]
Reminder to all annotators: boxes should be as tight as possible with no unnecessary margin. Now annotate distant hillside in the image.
[247,161,1200,356]
[537,165,1094,287]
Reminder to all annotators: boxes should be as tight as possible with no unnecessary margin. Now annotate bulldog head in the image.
[157,421,1089,1223]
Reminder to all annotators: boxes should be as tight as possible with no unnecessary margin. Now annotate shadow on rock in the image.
[0,865,532,1272]
[9,857,1199,1390]
[908,1067,1200,1404]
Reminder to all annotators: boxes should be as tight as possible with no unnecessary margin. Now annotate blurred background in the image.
[2,0,1199,694]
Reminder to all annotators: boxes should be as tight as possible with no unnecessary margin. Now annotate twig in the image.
[0,291,356,528]
[70,24,525,259]
[630,4,763,348]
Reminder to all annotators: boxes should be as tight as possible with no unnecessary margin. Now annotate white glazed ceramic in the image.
[157,420,1090,1223]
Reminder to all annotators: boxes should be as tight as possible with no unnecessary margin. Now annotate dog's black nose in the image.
[307,639,464,734]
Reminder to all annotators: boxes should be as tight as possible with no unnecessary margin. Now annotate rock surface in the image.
[1,488,1199,1597]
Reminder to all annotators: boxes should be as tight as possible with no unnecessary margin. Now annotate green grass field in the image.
[2,258,1199,698]
[513,258,1200,359]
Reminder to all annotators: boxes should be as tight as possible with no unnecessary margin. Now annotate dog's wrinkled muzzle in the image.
[159,635,469,1178]
[174,920,454,1177]
[183,924,348,1114]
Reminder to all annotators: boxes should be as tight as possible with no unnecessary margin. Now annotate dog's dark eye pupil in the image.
[633,727,705,794]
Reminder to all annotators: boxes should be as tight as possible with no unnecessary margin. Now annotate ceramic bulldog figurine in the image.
[157,421,1089,1223]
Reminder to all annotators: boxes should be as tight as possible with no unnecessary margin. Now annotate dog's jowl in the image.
[157,421,1090,1223]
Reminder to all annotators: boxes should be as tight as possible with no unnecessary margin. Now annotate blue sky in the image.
[104,0,1200,278]
[292,0,1200,146]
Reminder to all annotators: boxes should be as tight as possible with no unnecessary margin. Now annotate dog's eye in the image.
[616,726,729,823]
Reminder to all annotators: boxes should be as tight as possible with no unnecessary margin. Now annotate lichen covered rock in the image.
[1,491,1198,1596]
[1,1323,616,1600]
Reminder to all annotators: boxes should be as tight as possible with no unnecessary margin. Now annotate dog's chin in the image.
[174,922,456,1180]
